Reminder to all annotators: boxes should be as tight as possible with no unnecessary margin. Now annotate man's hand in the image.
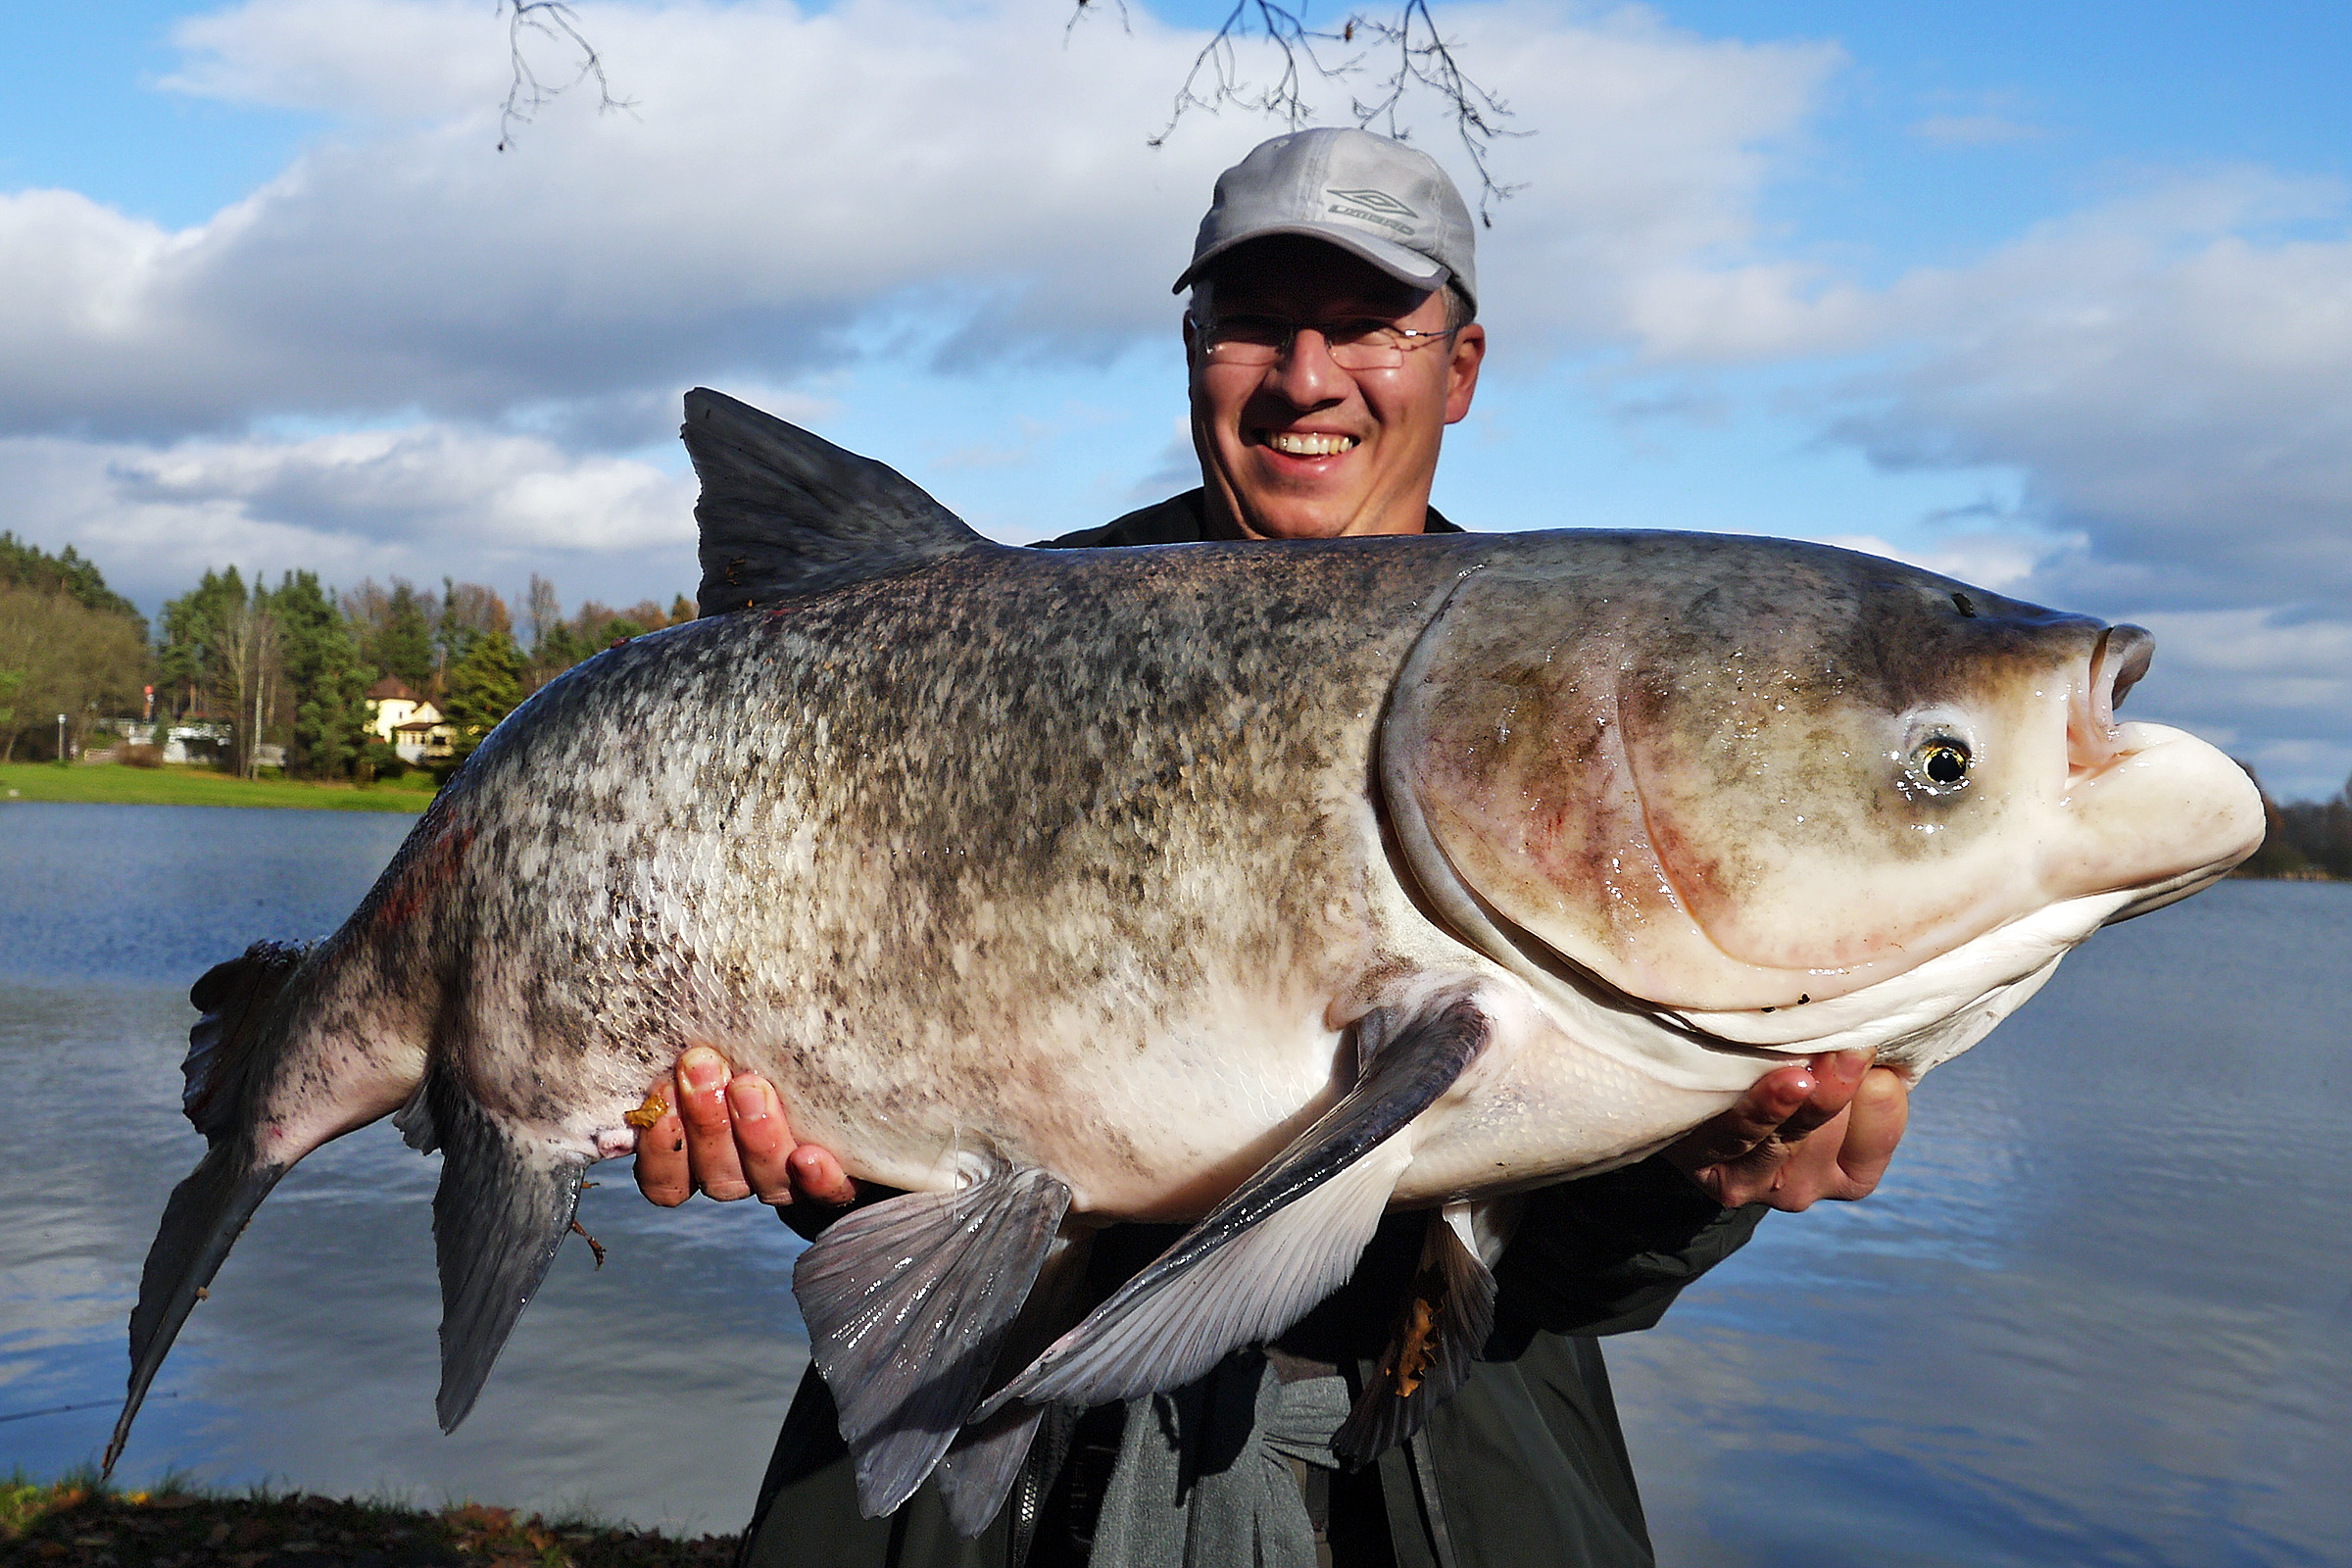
[632,1045,858,1212]
[1664,1050,1910,1211]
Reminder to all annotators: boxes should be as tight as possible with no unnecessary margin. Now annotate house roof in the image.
[366,675,419,702]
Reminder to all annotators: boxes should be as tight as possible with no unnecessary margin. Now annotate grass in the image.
[0,761,435,814]
[0,1469,739,1567]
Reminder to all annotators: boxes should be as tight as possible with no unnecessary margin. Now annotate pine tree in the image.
[270,571,372,779]
[372,581,436,692]
[441,628,528,771]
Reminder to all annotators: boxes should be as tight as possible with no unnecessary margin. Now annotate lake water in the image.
[2,801,2346,1561]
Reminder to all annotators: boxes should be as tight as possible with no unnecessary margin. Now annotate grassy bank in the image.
[0,762,434,814]
[0,1473,738,1568]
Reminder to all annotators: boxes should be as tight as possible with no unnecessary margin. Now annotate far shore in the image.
[0,760,435,814]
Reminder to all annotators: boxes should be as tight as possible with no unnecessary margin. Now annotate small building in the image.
[367,676,457,764]
[392,716,456,764]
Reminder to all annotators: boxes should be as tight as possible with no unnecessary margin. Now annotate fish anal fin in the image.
[996,990,1492,1411]
[683,389,988,614]
[430,1077,588,1432]
[182,940,317,1140]
[793,1166,1072,1520]
[1332,1200,1500,1467]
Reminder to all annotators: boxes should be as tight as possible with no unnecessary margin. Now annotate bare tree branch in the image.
[1104,0,1524,223]
[496,0,636,154]
[487,0,1517,218]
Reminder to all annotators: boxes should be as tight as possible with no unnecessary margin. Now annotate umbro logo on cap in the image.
[1326,187,1417,219]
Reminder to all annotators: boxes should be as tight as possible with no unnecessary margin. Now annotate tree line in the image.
[2236,771,2352,880]
[1,532,691,779]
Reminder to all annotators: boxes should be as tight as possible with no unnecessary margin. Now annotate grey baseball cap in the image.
[1173,127,1476,313]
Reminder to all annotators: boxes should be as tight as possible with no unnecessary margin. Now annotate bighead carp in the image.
[107,390,2264,1530]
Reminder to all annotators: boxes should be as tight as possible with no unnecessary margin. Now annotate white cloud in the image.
[1828,172,2352,613]
[0,425,698,611]
[0,0,1838,440]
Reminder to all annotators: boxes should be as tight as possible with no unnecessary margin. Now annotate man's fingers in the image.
[789,1144,859,1207]
[1663,1063,1816,1177]
[726,1073,799,1204]
[1774,1050,1873,1145]
[632,1080,693,1207]
[1835,1067,1909,1194]
[677,1046,752,1201]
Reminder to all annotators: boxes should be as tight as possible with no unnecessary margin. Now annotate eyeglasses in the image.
[1193,313,1457,371]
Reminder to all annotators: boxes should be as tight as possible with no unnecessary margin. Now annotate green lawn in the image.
[0,760,435,813]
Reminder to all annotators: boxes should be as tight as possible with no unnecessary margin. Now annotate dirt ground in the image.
[0,1481,741,1568]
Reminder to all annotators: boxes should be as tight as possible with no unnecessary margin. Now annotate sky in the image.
[0,0,2346,799]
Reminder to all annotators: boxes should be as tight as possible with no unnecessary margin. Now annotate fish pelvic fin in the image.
[932,1227,1099,1537]
[182,940,318,1139]
[994,991,1493,1413]
[792,1165,1072,1521]
[105,1141,287,1477]
[1332,1201,1500,1468]
[683,388,990,615]
[429,1074,589,1432]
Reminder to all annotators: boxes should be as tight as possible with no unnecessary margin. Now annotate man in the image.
[638,129,1908,1565]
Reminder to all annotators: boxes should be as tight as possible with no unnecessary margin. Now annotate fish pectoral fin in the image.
[793,1165,1073,1521]
[429,1077,589,1433]
[1331,1201,1500,1467]
[991,991,1492,1412]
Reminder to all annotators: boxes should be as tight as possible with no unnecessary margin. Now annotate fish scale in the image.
[107,389,2264,1534]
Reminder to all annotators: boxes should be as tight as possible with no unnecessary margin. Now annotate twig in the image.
[567,1217,608,1268]
[1099,0,1523,223]
[496,0,637,154]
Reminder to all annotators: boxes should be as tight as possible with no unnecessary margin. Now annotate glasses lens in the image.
[1201,316,1289,364]
[1199,317,1423,369]
[1325,322,1406,370]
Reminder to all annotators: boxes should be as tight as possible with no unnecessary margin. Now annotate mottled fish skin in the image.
[115,487,2264,1505]
[355,538,1486,1217]
[245,527,2260,1221]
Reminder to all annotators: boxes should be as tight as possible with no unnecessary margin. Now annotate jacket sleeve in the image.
[1487,1156,1768,1346]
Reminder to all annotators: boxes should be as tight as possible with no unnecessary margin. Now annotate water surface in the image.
[3,802,2346,1558]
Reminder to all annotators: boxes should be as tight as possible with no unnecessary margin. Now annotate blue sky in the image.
[0,0,2346,797]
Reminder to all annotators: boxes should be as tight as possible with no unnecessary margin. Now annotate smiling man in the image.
[641,129,1907,1568]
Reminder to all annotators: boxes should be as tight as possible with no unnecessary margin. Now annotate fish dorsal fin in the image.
[683,388,988,615]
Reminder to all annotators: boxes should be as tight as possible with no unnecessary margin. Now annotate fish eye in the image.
[1901,732,1973,798]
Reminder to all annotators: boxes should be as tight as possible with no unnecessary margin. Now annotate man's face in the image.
[1187,236,1486,541]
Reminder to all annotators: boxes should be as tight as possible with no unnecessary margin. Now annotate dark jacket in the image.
[735,494,1767,1567]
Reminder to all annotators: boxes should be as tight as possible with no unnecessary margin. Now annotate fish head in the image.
[1385,535,2266,1012]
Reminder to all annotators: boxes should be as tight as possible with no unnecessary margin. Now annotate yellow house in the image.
[365,676,456,763]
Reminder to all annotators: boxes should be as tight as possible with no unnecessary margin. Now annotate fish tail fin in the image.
[181,940,318,1139]
[110,939,354,1478]
[429,1072,589,1432]
[106,1139,286,1476]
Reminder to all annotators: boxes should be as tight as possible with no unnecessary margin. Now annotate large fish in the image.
[107,390,2263,1529]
